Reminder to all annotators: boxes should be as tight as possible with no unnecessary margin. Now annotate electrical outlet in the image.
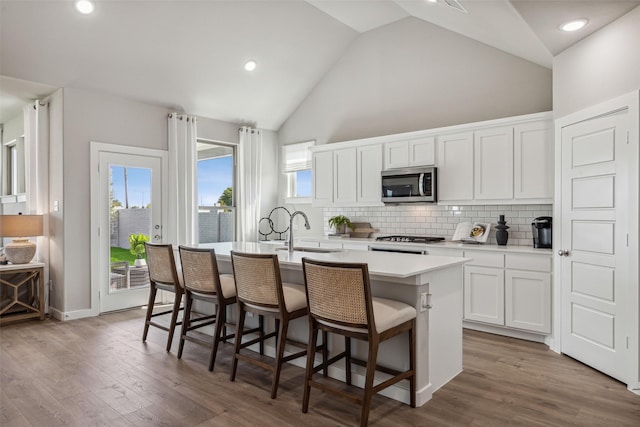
[420,292,432,312]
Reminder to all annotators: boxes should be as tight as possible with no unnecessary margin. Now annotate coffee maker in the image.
[531,217,552,248]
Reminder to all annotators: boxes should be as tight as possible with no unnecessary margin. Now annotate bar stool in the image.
[142,243,184,352]
[177,246,237,371]
[230,251,311,399]
[301,258,417,427]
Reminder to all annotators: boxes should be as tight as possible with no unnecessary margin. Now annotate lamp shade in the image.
[0,214,44,237]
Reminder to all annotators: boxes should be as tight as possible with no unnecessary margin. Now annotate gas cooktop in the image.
[375,235,445,243]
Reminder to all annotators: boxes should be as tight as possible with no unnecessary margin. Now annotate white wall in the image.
[61,87,171,312]
[277,17,552,238]
[2,112,24,144]
[47,89,64,311]
[553,6,640,118]
[278,17,552,147]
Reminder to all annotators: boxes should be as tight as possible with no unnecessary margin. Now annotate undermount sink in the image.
[275,246,340,253]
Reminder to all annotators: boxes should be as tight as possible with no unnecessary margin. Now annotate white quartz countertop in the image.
[285,236,553,255]
[200,242,469,279]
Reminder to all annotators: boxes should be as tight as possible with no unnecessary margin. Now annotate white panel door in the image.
[474,126,513,200]
[437,132,474,201]
[312,151,333,206]
[560,110,629,382]
[464,266,504,325]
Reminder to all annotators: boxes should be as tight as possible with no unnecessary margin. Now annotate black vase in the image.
[495,215,509,246]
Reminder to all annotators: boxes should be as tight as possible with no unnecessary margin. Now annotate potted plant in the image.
[328,215,354,235]
[129,233,150,267]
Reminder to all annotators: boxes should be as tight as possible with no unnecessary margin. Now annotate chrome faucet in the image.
[288,211,311,252]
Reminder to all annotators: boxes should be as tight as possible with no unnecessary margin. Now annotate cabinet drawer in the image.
[427,248,464,257]
[342,242,369,251]
[319,242,343,249]
[464,251,504,268]
[505,253,551,272]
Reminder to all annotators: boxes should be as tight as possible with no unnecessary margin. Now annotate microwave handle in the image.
[419,173,425,196]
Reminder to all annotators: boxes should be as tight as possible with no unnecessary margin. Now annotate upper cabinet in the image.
[312,144,382,207]
[437,132,474,202]
[474,126,514,200]
[514,121,553,200]
[383,136,435,170]
[437,114,553,205]
[310,112,552,207]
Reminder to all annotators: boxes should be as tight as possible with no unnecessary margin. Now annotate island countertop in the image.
[199,241,470,280]
[200,241,467,407]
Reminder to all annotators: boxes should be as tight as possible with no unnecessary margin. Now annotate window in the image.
[2,137,25,196]
[283,140,314,202]
[196,141,236,243]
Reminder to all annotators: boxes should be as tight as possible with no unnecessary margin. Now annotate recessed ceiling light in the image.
[75,0,95,14]
[560,19,588,32]
[244,60,257,72]
[426,0,438,3]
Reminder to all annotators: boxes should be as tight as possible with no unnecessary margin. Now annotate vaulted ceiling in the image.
[1,0,638,130]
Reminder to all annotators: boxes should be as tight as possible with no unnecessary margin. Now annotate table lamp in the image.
[0,214,44,264]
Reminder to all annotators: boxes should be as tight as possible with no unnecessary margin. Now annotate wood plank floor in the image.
[1,309,638,426]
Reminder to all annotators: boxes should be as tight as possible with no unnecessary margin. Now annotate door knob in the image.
[558,249,569,256]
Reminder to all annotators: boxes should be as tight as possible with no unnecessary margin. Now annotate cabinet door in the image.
[464,266,505,325]
[408,136,435,166]
[357,144,382,204]
[437,132,474,201]
[383,140,409,170]
[505,270,551,333]
[514,121,553,200]
[312,151,333,206]
[333,148,357,205]
[474,126,513,200]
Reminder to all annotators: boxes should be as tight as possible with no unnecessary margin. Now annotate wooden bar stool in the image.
[301,258,417,427]
[230,251,313,399]
[177,246,237,371]
[142,243,184,352]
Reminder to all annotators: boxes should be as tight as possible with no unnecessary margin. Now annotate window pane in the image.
[295,169,312,197]
[197,142,235,243]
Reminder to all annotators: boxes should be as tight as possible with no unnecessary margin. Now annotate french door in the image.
[91,143,167,313]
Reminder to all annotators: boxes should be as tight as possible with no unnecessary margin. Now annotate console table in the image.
[0,262,45,325]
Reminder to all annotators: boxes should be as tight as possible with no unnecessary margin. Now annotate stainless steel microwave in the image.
[381,166,437,203]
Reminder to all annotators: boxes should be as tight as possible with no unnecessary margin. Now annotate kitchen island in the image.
[201,241,469,407]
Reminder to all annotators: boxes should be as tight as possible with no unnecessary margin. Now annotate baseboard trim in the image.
[49,307,98,321]
[463,321,547,344]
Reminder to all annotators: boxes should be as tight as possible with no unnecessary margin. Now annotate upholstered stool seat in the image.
[301,258,417,427]
[142,243,184,352]
[230,251,325,399]
[177,246,238,371]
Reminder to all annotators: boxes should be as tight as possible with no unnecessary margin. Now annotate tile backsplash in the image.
[324,204,552,247]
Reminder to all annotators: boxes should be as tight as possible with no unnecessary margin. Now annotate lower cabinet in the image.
[462,251,551,335]
[505,269,551,333]
[464,266,505,325]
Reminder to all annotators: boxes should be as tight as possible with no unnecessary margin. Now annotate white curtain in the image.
[167,113,198,246]
[23,101,49,258]
[237,126,262,242]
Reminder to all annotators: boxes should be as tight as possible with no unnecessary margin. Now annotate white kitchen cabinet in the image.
[383,141,409,170]
[409,137,436,166]
[437,132,474,201]
[464,265,505,326]
[514,121,553,200]
[383,137,435,170]
[505,269,551,334]
[319,241,343,249]
[356,144,382,203]
[474,126,513,200]
[333,148,357,205]
[312,151,333,206]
